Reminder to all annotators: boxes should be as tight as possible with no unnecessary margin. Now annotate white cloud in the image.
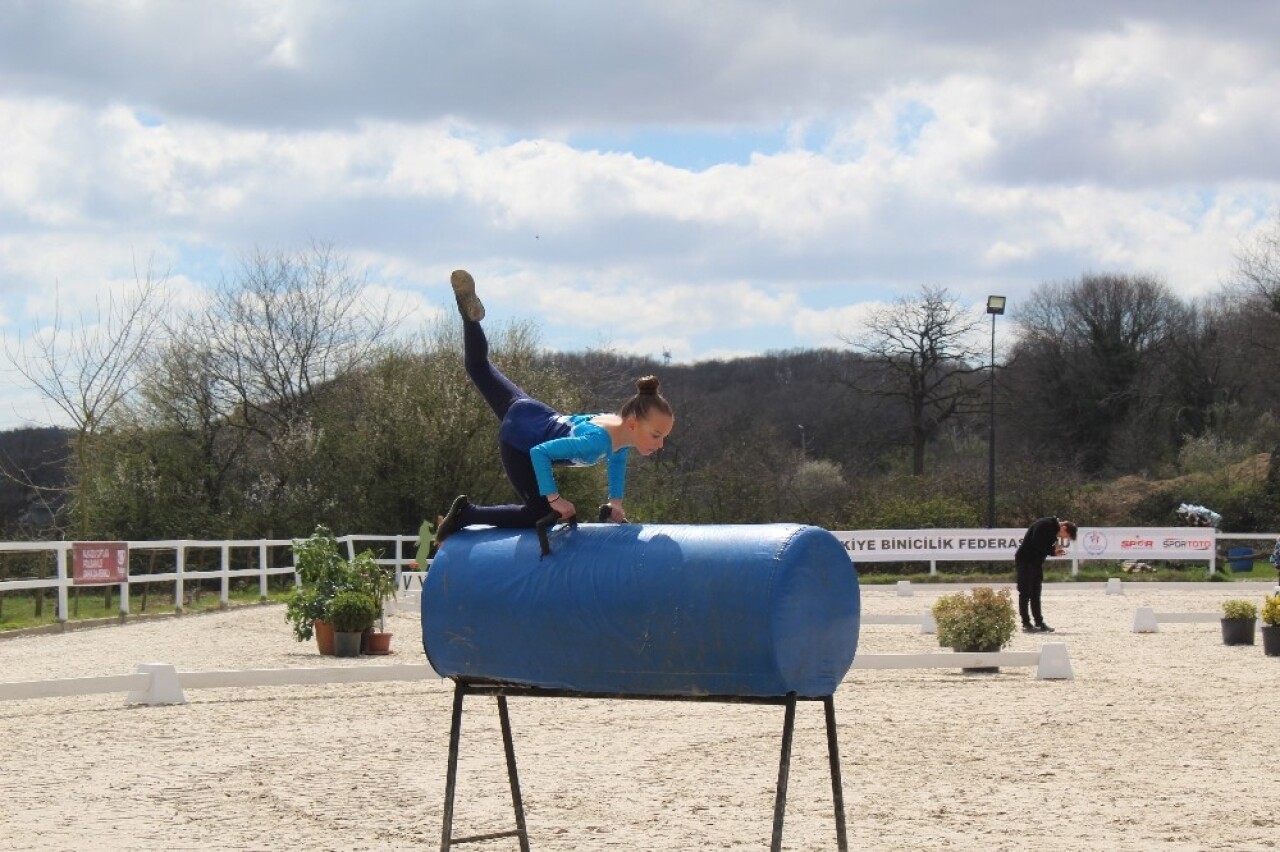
[2,2,1280,429]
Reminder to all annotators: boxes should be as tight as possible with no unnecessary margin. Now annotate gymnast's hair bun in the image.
[635,375,661,395]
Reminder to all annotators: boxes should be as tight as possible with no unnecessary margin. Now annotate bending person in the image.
[434,269,674,545]
[1014,516,1078,633]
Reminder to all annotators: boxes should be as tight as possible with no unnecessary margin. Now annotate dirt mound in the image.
[1083,452,1271,525]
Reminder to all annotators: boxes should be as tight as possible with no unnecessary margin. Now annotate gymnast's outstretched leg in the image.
[437,270,553,542]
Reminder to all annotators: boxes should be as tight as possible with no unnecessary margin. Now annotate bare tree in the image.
[1236,212,1280,313]
[194,241,398,435]
[839,286,985,475]
[149,241,400,535]
[2,261,170,536]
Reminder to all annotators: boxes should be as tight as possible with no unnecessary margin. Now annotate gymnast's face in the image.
[630,411,674,455]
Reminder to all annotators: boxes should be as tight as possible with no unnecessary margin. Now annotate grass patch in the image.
[0,583,293,633]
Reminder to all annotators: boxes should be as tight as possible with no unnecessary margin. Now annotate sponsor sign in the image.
[831,529,1030,562]
[1078,527,1214,560]
[830,527,1215,563]
[72,541,129,585]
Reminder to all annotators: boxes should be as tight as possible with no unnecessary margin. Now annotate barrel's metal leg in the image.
[497,696,531,852]
[770,693,797,852]
[441,681,468,851]
[824,695,849,851]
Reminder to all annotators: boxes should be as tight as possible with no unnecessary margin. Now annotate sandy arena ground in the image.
[1,582,1277,851]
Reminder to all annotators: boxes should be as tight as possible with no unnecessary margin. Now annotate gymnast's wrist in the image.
[546,493,561,503]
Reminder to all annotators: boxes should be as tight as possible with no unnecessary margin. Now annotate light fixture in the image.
[986,295,1006,315]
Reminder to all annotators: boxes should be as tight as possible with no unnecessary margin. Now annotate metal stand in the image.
[440,679,848,851]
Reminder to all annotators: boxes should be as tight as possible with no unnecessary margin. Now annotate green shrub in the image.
[931,587,1017,651]
[1221,598,1258,620]
[329,590,379,633]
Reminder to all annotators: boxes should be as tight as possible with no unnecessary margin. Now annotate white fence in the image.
[0,534,423,625]
[0,642,1072,707]
[4,527,1277,627]
[0,661,442,705]
[1131,607,1221,633]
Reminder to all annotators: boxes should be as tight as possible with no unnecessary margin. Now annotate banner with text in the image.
[830,527,1215,563]
[72,541,129,585]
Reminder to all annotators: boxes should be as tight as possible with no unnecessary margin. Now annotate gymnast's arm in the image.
[529,431,609,518]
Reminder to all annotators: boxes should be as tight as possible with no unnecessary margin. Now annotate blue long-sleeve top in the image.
[529,414,631,500]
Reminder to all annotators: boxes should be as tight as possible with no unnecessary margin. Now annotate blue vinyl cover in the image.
[422,523,860,697]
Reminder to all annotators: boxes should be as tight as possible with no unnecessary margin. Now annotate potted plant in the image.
[329,590,379,657]
[286,526,361,655]
[1220,598,1257,646]
[931,587,1017,673]
[350,549,396,654]
[1261,595,1280,656]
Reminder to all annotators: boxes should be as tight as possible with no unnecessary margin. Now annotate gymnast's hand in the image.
[547,494,576,519]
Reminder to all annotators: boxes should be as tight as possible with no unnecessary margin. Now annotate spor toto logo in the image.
[1083,531,1107,556]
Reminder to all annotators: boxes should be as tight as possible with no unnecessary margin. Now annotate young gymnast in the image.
[434,270,674,545]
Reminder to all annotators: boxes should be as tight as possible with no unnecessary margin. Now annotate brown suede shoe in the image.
[450,269,485,321]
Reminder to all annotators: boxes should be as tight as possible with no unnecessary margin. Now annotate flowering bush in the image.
[1222,598,1258,620]
[932,587,1017,651]
[1262,595,1280,627]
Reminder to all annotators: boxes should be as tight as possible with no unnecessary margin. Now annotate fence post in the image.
[258,541,269,601]
[56,544,69,624]
[175,544,185,614]
[219,544,231,609]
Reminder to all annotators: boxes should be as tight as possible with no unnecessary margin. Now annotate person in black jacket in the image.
[1014,517,1078,633]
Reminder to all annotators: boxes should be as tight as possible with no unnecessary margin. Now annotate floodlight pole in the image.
[986,296,1005,529]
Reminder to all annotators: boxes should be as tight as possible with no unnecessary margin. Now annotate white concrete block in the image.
[126,663,186,706]
[1035,643,1073,680]
[921,613,937,634]
[1132,606,1159,633]
[896,580,913,597]
[1105,578,1124,596]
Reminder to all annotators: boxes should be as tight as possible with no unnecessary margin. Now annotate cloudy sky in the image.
[2,1,1280,428]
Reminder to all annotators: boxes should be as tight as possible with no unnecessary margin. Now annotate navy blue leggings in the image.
[458,320,554,529]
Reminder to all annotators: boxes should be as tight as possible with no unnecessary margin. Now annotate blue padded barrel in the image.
[422,523,860,697]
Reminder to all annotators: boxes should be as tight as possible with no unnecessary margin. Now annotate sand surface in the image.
[1,583,1277,851]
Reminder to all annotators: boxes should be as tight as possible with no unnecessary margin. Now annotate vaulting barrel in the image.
[421,523,860,697]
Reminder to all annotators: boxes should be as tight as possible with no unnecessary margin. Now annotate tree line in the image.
[5,217,1280,544]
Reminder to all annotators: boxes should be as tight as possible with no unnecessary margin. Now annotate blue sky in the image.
[2,1,1280,429]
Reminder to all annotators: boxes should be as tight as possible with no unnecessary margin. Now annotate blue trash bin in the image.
[1228,546,1253,572]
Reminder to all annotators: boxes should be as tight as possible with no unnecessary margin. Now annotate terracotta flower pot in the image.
[362,630,393,655]
[313,620,336,656]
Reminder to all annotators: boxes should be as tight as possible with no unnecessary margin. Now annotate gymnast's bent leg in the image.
[452,443,552,530]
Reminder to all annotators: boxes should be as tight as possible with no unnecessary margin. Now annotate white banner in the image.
[1074,527,1215,560]
[830,527,1215,563]
[832,528,1029,562]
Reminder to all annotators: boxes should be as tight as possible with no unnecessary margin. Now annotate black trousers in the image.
[1015,561,1045,626]
[458,319,557,529]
